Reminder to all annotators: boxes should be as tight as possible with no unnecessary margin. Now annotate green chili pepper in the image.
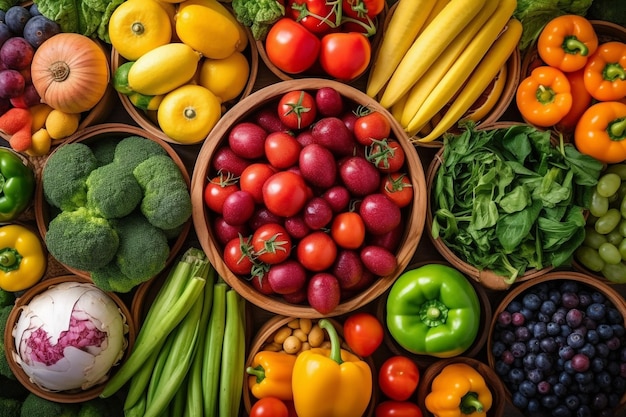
[386,264,481,358]
[0,148,35,222]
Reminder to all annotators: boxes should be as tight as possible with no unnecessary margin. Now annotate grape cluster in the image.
[491,279,626,417]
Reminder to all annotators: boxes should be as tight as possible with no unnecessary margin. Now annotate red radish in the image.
[212,146,250,176]
[296,130,316,147]
[360,245,398,276]
[311,116,355,155]
[213,217,249,246]
[315,86,344,116]
[303,196,333,230]
[282,286,307,304]
[253,107,288,132]
[339,155,380,196]
[268,260,307,294]
[299,143,337,189]
[359,193,401,235]
[322,185,351,213]
[284,215,311,239]
[249,207,283,230]
[228,122,267,159]
[307,272,341,315]
[222,190,256,226]
[332,250,364,290]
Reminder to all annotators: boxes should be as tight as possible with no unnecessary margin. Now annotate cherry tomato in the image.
[340,11,378,36]
[252,223,292,264]
[380,172,413,208]
[223,235,255,275]
[378,356,420,401]
[319,32,371,82]
[354,110,391,146]
[203,172,239,213]
[250,397,290,417]
[367,139,405,173]
[286,0,339,35]
[342,0,385,18]
[278,90,318,130]
[240,163,277,204]
[296,231,337,271]
[330,211,366,249]
[343,312,383,357]
[265,18,320,74]
[265,131,302,169]
[262,171,310,217]
[375,401,423,417]
[250,269,274,295]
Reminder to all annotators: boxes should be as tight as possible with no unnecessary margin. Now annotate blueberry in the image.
[527,338,541,353]
[586,329,600,344]
[590,291,606,304]
[587,302,607,321]
[566,308,584,328]
[565,394,581,410]
[501,329,516,344]
[492,340,506,357]
[553,404,573,417]
[595,370,612,388]
[590,357,607,373]
[534,321,548,339]
[560,280,580,293]
[576,405,592,417]
[578,292,592,308]
[508,367,525,384]
[607,308,623,325]
[511,341,527,358]
[515,325,531,341]
[523,352,537,369]
[574,370,593,384]
[527,398,542,413]
[597,324,614,340]
[559,345,575,360]
[596,342,610,358]
[579,343,596,359]
[497,310,511,326]
[567,332,585,349]
[611,323,625,337]
[559,371,573,386]
[511,391,529,409]
[540,336,557,353]
[507,299,523,313]
[523,292,542,311]
[536,352,553,371]
[494,360,510,376]
[541,393,560,408]
[547,321,561,336]
[537,380,552,394]
[562,291,580,309]
[527,368,544,383]
[606,336,621,350]
[553,382,569,397]
[541,299,557,316]
[592,392,609,410]
[512,311,526,326]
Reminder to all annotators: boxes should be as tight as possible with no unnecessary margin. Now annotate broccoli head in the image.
[112,135,168,174]
[20,393,80,417]
[89,137,121,166]
[92,213,170,292]
[45,207,119,271]
[42,143,99,211]
[85,162,142,219]
[133,155,192,231]
[232,0,285,40]
[0,397,21,417]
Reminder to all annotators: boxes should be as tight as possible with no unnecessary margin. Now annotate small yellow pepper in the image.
[292,318,372,417]
[0,224,46,292]
[425,362,493,417]
[246,350,296,401]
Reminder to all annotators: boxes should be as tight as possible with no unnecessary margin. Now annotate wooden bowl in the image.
[190,78,427,318]
[416,357,506,417]
[487,271,626,416]
[243,315,377,416]
[110,25,258,145]
[3,275,136,403]
[33,123,191,283]
[376,260,492,368]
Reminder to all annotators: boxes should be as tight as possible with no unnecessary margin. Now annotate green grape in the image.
[584,226,608,249]
[597,173,622,198]
[576,245,605,272]
[607,229,624,246]
[590,190,609,218]
[599,242,623,265]
[602,262,626,284]
[605,164,626,180]
[596,209,622,235]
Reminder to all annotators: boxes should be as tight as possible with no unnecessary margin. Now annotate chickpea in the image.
[293,328,308,342]
[308,324,325,347]
[283,335,302,354]
[273,326,292,345]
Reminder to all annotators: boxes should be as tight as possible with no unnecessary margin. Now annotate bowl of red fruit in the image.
[190,79,427,318]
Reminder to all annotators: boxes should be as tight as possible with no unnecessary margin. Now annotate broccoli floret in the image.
[0,305,15,380]
[133,155,192,231]
[45,207,119,271]
[0,397,21,417]
[85,162,142,219]
[89,137,122,166]
[42,143,99,211]
[20,393,80,417]
[232,0,285,40]
[0,288,14,308]
[92,213,169,293]
[112,135,168,174]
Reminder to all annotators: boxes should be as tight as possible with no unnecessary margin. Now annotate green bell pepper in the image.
[0,147,35,222]
[386,264,481,358]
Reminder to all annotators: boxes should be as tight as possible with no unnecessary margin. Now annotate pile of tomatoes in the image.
[203,86,414,315]
[264,0,385,81]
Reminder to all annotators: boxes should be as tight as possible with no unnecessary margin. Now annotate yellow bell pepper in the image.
[292,318,372,417]
[0,224,46,292]
[246,350,296,401]
[425,362,493,417]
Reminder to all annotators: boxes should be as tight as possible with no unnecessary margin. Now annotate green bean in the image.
[576,246,605,272]
[124,347,162,410]
[599,242,623,265]
[202,282,227,416]
[595,208,622,235]
[219,289,246,417]
[124,392,147,417]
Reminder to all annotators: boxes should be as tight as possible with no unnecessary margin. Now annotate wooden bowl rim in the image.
[3,275,136,403]
[33,122,192,281]
[190,78,427,318]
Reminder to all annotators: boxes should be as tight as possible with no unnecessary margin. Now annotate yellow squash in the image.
[128,43,201,96]
[178,0,248,51]
[175,4,241,59]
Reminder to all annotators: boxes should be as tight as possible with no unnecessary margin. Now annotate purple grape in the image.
[566,308,584,328]
[512,311,526,326]
[0,68,23,98]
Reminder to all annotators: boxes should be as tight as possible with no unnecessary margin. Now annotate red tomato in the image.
[378,356,420,401]
[380,172,413,208]
[203,173,239,213]
[340,11,377,36]
[265,131,302,169]
[240,163,277,204]
[375,401,423,417]
[319,32,371,81]
[296,231,337,271]
[250,397,290,417]
[252,223,292,264]
[286,0,339,35]
[265,18,320,74]
[278,90,318,130]
[342,0,385,18]
[330,211,366,249]
[223,235,255,275]
[343,312,383,357]
[354,110,391,146]
[250,269,274,295]
[262,171,309,217]
[368,139,405,173]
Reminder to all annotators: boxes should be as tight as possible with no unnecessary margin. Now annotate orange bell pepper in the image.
[537,14,598,73]
[584,41,626,102]
[556,69,593,134]
[246,350,297,401]
[516,66,572,127]
[574,101,626,164]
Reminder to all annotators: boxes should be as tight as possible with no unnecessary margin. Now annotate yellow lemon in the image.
[157,84,221,144]
[29,103,54,133]
[45,110,80,140]
[197,51,250,102]
[108,0,172,61]
[25,128,52,157]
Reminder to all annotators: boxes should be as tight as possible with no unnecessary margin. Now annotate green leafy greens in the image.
[431,123,602,283]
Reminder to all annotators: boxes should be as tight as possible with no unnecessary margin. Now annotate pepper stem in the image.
[245,365,266,383]
[563,36,589,56]
[419,299,449,327]
[603,63,626,82]
[0,247,21,272]
[608,117,626,141]
[319,319,343,365]
[536,84,555,105]
[460,392,484,414]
